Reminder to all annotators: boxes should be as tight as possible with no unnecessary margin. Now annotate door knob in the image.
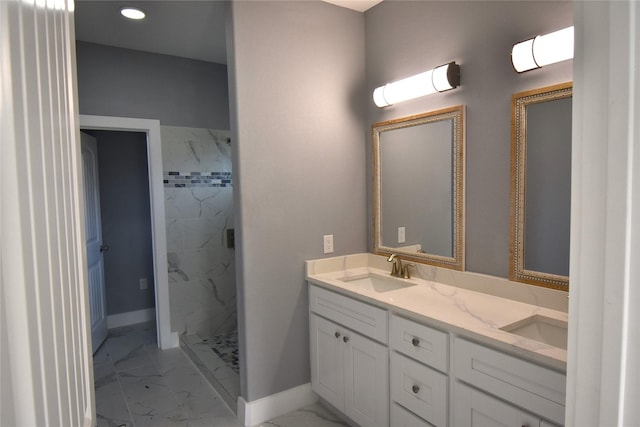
[412,385,420,394]
[343,336,349,343]
[335,332,341,339]
[100,245,110,252]
[412,337,420,347]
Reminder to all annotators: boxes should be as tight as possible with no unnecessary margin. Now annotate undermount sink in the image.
[339,272,416,293]
[500,315,568,350]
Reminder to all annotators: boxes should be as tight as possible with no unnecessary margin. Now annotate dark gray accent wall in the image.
[365,1,573,277]
[76,41,229,130]
[88,130,156,315]
[227,1,367,401]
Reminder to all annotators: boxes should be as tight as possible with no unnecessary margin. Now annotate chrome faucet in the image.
[387,254,403,278]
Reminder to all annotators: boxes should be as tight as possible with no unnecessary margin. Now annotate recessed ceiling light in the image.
[120,7,146,20]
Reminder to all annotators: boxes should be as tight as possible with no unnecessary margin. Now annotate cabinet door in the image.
[454,382,539,427]
[310,315,345,412]
[344,330,389,427]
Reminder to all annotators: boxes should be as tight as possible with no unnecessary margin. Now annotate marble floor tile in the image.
[162,364,217,400]
[95,387,133,427]
[187,415,242,427]
[93,322,345,427]
[258,403,349,427]
[94,342,112,365]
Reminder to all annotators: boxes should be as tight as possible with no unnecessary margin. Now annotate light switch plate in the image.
[323,234,334,254]
[398,227,406,244]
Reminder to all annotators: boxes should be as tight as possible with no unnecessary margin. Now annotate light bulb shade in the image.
[511,38,538,72]
[373,62,460,107]
[433,62,460,92]
[511,26,574,72]
[533,26,574,67]
[121,7,146,20]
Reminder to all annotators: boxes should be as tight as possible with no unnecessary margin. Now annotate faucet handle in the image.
[402,263,415,279]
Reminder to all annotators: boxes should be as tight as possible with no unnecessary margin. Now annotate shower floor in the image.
[206,331,239,374]
[180,330,240,412]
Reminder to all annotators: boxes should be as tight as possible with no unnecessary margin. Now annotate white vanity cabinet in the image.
[309,285,389,427]
[389,315,449,427]
[307,279,567,427]
[452,338,565,427]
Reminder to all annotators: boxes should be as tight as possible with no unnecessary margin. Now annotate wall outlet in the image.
[139,278,148,290]
[398,227,406,244]
[323,234,334,254]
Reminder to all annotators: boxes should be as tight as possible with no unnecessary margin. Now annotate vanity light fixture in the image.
[511,26,574,73]
[373,62,461,108]
[120,6,146,20]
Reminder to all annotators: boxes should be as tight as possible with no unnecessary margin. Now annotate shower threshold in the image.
[180,331,240,413]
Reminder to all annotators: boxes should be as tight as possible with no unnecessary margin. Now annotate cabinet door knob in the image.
[412,385,420,394]
[335,332,341,339]
[343,336,349,343]
[411,337,420,347]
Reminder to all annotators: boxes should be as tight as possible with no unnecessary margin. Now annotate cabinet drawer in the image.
[454,338,566,425]
[390,352,448,427]
[391,403,434,427]
[453,382,540,427]
[390,314,448,372]
[309,285,388,343]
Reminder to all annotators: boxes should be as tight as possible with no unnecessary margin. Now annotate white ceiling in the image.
[323,0,382,12]
[74,0,383,65]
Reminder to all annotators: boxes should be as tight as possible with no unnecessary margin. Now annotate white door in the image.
[81,132,108,353]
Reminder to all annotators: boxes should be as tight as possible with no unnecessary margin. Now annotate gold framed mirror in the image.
[372,105,465,270]
[510,82,572,290]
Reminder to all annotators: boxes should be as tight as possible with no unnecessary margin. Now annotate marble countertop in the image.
[306,253,568,373]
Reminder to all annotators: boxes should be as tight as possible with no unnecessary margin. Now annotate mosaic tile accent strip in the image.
[204,330,239,374]
[163,171,232,188]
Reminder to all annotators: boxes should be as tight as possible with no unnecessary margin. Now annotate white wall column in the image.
[567,1,640,425]
[0,1,95,425]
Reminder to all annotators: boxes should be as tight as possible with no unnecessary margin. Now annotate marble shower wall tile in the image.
[162,126,236,339]
[161,126,232,174]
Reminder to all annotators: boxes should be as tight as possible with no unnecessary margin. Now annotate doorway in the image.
[80,115,175,349]
[83,129,156,338]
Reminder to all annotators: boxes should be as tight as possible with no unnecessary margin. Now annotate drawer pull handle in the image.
[335,332,341,339]
[411,337,420,347]
[343,336,349,343]
[412,385,420,394]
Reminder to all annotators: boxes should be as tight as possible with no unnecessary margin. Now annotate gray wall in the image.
[227,1,367,401]
[89,130,155,315]
[76,41,230,130]
[365,1,573,277]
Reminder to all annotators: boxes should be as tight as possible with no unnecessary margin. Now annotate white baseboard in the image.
[107,308,155,329]
[160,331,180,350]
[237,383,318,426]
